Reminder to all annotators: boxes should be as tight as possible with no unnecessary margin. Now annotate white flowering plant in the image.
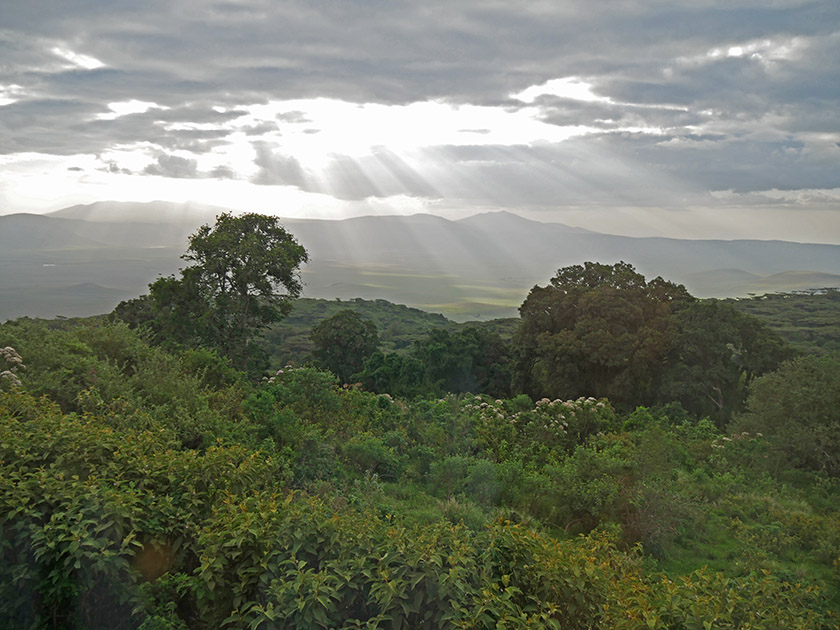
[463,394,616,464]
[0,345,25,388]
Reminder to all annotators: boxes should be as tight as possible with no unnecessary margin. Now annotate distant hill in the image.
[0,212,194,250]
[2,201,840,322]
[47,200,227,225]
[0,213,104,250]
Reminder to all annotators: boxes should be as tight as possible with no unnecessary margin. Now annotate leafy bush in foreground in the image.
[1,318,837,628]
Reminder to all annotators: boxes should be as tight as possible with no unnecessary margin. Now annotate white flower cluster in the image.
[0,346,25,387]
[264,364,295,384]
[531,396,608,428]
[462,396,508,422]
[464,395,612,438]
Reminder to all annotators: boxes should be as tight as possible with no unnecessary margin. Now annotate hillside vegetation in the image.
[259,292,837,373]
[2,214,839,628]
[1,317,839,628]
[262,298,457,367]
[728,290,840,355]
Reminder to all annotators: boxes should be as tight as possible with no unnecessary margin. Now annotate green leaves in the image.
[514,262,691,406]
[310,310,380,384]
[1,316,837,629]
[117,212,308,376]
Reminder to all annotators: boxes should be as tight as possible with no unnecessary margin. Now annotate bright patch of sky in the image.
[50,46,105,70]
[97,100,168,120]
[0,84,25,106]
[215,98,598,170]
[511,77,612,104]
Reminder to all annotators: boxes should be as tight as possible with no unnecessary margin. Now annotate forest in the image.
[1,214,839,629]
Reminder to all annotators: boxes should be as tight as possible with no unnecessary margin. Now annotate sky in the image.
[1,0,839,242]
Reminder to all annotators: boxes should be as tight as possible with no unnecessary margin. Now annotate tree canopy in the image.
[735,353,840,475]
[660,300,793,426]
[116,212,307,374]
[310,309,379,383]
[513,262,693,405]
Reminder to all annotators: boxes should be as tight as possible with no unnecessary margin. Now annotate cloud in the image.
[210,165,236,179]
[143,153,199,178]
[251,142,310,188]
[0,0,837,240]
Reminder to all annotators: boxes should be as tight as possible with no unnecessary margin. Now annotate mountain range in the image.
[1,201,839,321]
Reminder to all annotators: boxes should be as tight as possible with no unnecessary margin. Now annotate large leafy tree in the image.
[357,351,426,398]
[117,212,308,374]
[659,301,792,426]
[356,326,511,398]
[310,309,379,383]
[513,262,692,405]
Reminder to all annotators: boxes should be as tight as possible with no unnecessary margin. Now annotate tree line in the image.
[113,213,794,429]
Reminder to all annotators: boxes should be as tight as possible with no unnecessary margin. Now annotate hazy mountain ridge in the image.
[2,202,839,321]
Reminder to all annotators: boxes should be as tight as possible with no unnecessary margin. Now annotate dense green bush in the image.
[734,354,840,476]
[1,317,838,628]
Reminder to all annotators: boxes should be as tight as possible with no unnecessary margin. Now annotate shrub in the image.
[735,354,840,476]
[342,433,403,481]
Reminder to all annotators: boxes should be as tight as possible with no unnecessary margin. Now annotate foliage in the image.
[260,290,834,378]
[513,261,693,406]
[0,387,289,629]
[734,353,840,476]
[116,212,308,375]
[310,309,379,383]
[0,318,253,448]
[728,289,840,356]
[356,351,427,399]
[262,297,457,367]
[2,302,839,628]
[413,327,511,397]
[660,301,792,426]
[358,326,511,399]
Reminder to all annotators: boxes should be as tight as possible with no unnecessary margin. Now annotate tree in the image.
[413,327,511,397]
[513,262,692,405]
[310,310,379,383]
[734,354,840,476]
[117,212,308,374]
[357,351,425,398]
[659,301,792,426]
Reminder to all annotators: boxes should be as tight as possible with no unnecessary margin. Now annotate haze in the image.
[1,2,839,243]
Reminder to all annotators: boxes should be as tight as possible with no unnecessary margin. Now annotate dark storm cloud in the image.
[0,0,838,202]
